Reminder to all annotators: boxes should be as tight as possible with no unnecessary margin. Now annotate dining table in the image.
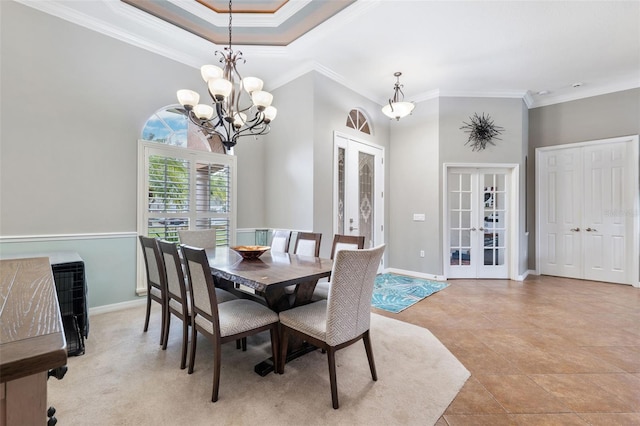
[205,247,333,375]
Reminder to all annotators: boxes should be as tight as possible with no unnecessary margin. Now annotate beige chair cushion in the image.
[194,299,279,337]
[279,300,328,342]
[215,288,237,303]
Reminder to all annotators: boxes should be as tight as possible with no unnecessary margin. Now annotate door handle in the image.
[585,227,597,232]
[570,228,580,232]
[470,227,476,231]
[349,226,358,231]
[478,227,485,231]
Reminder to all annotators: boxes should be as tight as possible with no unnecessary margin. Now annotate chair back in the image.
[158,240,188,308]
[330,234,365,259]
[178,229,219,249]
[294,232,322,257]
[139,235,166,294]
[326,244,385,346]
[270,230,291,253]
[181,245,221,333]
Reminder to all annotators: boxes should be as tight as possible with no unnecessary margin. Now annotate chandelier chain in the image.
[228,0,233,50]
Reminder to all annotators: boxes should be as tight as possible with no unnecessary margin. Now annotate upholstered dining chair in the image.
[270,229,291,253]
[283,232,323,295]
[278,244,386,409]
[139,235,167,345]
[181,245,280,402]
[178,228,219,249]
[312,234,365,300]
[293,232,322,257]
[157,240,192,369]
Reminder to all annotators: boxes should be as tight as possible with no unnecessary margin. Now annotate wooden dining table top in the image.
[205,247,333,294]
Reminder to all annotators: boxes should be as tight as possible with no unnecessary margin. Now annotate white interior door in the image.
[447,167,510,279]
[334,133,384,252]
[537,136,639,286]
[537,148,583,279]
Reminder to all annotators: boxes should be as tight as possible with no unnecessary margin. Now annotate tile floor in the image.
[373,274,640,425]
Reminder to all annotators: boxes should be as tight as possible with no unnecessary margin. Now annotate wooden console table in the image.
[0,257,68,426]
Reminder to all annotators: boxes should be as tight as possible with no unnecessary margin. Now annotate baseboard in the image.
[384,268,446,281]
[89,298,145,316]
[515,270,535,281]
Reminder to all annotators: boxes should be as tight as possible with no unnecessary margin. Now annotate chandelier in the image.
[381,72,415,121]
[176,0,276,153]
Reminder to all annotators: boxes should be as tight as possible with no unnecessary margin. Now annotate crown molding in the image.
[528,78,640,108]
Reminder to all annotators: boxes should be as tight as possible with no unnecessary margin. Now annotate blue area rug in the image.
[372,273,449,313]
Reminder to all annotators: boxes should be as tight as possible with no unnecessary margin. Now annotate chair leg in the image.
[162,311,171,350]
[278,325,289,374]
[363,330,377,381]
[236,339,241,350]
[180,318,189,369]
[327,347,339,409]
[211,342,222,402]
[269,326,280,374]
[143,296,151,332]
[159,302,167,346]
[242,337,247,351]
[188,327,197,374]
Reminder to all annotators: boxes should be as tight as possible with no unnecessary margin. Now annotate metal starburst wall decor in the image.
[460,113,504,151]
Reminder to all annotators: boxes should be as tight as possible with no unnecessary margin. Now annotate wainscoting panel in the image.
[0,233,138,309]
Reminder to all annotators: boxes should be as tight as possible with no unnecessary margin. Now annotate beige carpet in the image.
[49,304,469,425]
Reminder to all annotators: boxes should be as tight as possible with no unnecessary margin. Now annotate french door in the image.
[446,167,511,279]
[537,136,639,285]
[333,133,384,253]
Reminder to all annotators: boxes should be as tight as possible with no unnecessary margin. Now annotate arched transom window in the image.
[346,108,371,135]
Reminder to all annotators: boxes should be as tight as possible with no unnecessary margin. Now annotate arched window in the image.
[137,106,236,245]
[141,105,225,153]
[346,108,371,135]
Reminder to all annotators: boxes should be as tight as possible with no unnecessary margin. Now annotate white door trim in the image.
[535,135,640,287]
[442,163,520,280]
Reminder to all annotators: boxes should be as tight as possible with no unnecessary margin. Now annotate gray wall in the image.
[527,88,640,270]
[388,98,441,274]
[389,96,528,277]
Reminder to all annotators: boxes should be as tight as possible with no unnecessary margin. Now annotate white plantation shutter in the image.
[137,141,237,293]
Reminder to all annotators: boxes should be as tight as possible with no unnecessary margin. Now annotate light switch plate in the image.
[413,213,426,221]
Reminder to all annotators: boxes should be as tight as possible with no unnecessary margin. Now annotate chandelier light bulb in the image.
[200,65,224,82]
[177,89,200,109]
[194,104,214,120]
[263,106,277,123]
[251,90,273,109]
[242,76,264,94]
[233,112,247,128]
[382,101,415,121]
[208,78,233,99]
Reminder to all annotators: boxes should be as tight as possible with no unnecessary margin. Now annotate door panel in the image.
[447,168,510,279]
[538,137,638,285]
[334,134,384,253]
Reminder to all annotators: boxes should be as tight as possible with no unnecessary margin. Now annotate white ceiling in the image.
[19,0,640,108]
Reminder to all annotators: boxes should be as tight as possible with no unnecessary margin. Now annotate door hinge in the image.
[381,224,384,231]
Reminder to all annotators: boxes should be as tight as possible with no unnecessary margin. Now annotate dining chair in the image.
[283,232,322,295]
[312,234,365,300]
[293,232,322,257]
[277,244,386,409]
[178,228,219,249]
[270,229,291,253]
[138,235,167,346]
[157,240,191,369]
[181,245,280,402]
